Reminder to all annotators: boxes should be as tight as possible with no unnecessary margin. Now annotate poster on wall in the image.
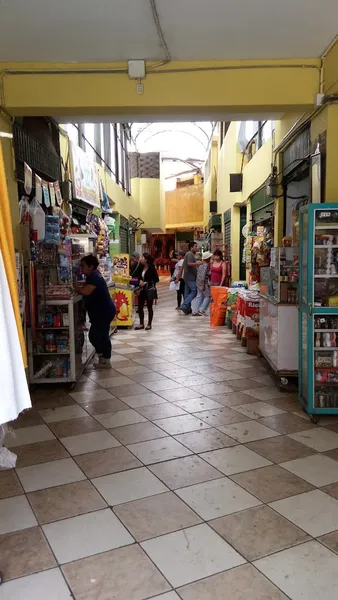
[69,141,100,208]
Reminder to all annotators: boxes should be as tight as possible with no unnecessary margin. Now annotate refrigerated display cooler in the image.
[299,204,338,422]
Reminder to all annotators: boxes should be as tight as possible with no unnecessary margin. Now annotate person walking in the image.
[179,241,202,314]
[172,250,185,309]
[192,251,213,316]
[135,253,159,330]
[210,249,226,287]
[74,255,116,369]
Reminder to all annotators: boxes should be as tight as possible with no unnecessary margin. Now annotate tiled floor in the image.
[2,282,338,598]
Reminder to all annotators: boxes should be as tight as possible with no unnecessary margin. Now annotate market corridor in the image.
[2,281,338,599]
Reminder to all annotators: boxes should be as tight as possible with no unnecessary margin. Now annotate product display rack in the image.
[299,204,338,422]
[28,295,95,388]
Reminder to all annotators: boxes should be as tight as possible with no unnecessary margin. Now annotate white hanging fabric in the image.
[0,249,31,424]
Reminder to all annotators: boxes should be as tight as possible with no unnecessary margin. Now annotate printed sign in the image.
[69,141,100,208]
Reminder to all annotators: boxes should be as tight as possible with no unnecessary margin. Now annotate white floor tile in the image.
[0,495,37,534]
[0,568,72,600]
[254,540,338,599]
[200,445,272,475]
[121,392,167,408]
[150,593,180,600]
[141,523,245,588]
[288,428,338,452]
[70,389,114,403]
[5,424,55,447]
[219,420,280,443]
[281,454,338,487]
[127,437,191,464]
[16,458,86,492]
[154,415,210,435]
[43,508,133,563]
[174,398,224,412]
[176,477,261,520]
[60,430,121,455]
[92,467,168,505]
[270,489,338,536]
[234,402,285,419]
[242,387,286,401]
[95,409,147,428]
[99,375,136,388]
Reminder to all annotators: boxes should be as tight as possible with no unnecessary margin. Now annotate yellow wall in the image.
[323,38,338,94]
[166,183,204,228]
[325,104,338,204]
[0,59,320,117]
[0,114,20,249]
[130,177,164,231]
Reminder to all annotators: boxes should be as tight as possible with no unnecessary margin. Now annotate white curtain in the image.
[0,250,31,424]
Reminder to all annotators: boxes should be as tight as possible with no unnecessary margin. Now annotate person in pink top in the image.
[210,249,226,286]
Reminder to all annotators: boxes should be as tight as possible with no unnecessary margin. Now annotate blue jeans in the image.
[181,280,197,310]
[193,286,211,313]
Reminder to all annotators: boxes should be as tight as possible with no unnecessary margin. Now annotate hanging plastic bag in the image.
[19,196,30,224]
[169,281,176,292]
[29,197,45,241]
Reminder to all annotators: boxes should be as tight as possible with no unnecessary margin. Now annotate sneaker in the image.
[94,358,112,369]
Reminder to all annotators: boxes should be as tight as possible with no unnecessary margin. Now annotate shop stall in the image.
[259,246,299,377]
[111,254,134,327]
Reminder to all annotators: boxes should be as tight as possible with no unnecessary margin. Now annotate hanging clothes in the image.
[0,139,31,424]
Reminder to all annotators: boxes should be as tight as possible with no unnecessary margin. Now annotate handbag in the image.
[147,285,158,301]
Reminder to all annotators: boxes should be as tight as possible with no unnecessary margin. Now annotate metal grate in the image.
[13,123,61,184]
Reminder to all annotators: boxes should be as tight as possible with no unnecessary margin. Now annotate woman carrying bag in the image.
[135,253,159,331]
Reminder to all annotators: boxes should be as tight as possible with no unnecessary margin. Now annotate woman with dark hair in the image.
[210,249,226,287]
[135,253,159,330]
[74,255,116,368]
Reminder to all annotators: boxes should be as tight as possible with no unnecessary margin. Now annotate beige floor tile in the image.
[245,435,315,463]
[270,489,338,537]
[95,408,147,428]
[234,401,285,419]
[14,439,70,468]
[231,464,314,502]
[60,430,120,455]
[69,388,115,403]
[211,391,261,407]
[63,545,170,600]
[174,397,224,412]
[178,563,289,599]
[16,458,86,493]
[174,375,214,387]
[144,379,183,392]
[174,428,238,453]
[43,508,133,563]
[288,427,338,452]
[242,387,287,401]
[157,388,203,401]
[280,453,338,486]
[111,384,152,399]
[0,526,56,581]
[210,505,309,561]
[176,477,261,520]
[129,372,170,384]
[114,491,201,541]
[116,365,151,376]
[154,414,210,435]
[75,446,142,478]
[151,593,180,600]
[324,448,338,461]
[258,412,318,434]
[28,480,106,524]
[254,540,338,600]
[48,416,104,438]
[188,383,235,396]
[78,397,129,415]
[322,482,338,500]
[31,395,76,411]
[263,394,300,411]
[0,470,23,499]
[318,530,338,554]
[220,420,280,443]
[0,495,37,534]
[4,424,55,448]
[194,407,249,427]
[226,378,265,391]
[92,466,168,505]
[71,380,102,393]
[109,421,167,444]
[127,437,192,464]
[206,370,245,382]
[119,392,167,408]
[200,445,271,476]
[0,568,72,600]
[149,455,223,489]
[137,398,187,421]
[141,523,245,588]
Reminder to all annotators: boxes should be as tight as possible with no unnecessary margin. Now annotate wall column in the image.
[325,104,338,203]
[0,114,20,249]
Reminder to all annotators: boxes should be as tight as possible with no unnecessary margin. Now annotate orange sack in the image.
[210,286,228,327]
